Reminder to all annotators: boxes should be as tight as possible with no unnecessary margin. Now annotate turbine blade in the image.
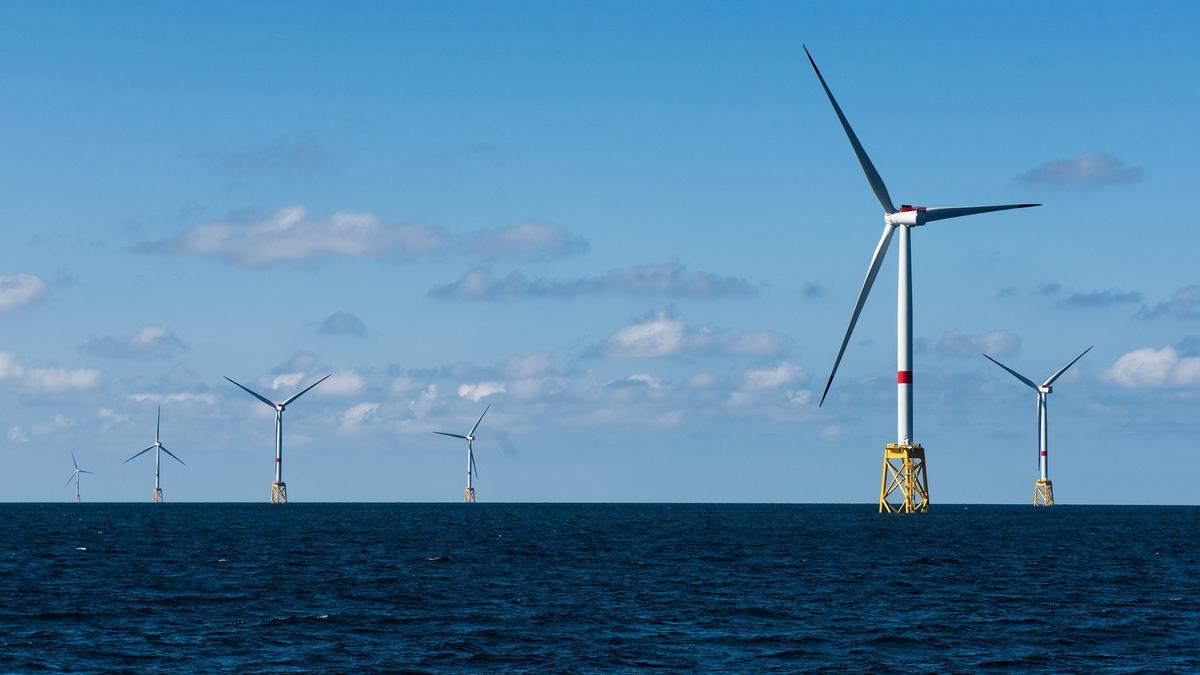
[469,403,491,438]
[156,406,161,443]
[282,373,333,407]
[124,445,156,463]
[1036,395,1043,472]
[922,204,1041,223]
[803,45,896,214]
[224,377,277,409]
[160,445,186,466]
[982,354,1039,390]
[1044,345,1093,387]
[470,451,479,479]
[820,224,896,406]
[434,431,469,440]
[79,470,94,475]
[65,472,77,488]
[71,451,79,470]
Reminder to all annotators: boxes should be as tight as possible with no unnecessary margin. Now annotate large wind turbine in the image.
[433,403,489,503]
[805,46,1040,513]
[65,451,93,503]
[124,406,185,503]
[984,346,1092,507]
[225,373,331,504]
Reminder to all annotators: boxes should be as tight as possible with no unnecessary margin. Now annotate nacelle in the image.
[886,205,926,227]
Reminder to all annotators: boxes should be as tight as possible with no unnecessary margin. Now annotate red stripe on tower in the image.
[897,370,912,384]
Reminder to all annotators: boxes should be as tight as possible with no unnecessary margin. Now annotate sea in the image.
[1,504,1197,672]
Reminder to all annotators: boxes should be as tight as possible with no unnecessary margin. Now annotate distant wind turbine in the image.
[804,45,1040,513]
[983,346,1093,507]
[224,373,331,504]
[434,404,489,503]
[65,451,94,503]
[124,406,185,503]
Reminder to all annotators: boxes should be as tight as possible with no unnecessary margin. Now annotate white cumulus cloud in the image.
[0,352,102,393]
[458,381,506,402]
[0,274,46,312]
[1102,346,1200,388]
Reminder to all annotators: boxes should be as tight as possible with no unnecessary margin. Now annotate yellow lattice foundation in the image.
[271,481,288,504]
[1034,479,1054,507]
[464,487,476,503]
[152,488,163,503]
[879,443,929,514]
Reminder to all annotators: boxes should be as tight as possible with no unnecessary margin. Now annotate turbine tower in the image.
[434,403,489,503]
[984,346,1092,507]
[804,46,1040,514]
[225,373,331,504]
[124,406,185,502]
[65,451,93,503]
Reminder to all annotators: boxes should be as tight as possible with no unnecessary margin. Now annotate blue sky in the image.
[0,1,1197,502]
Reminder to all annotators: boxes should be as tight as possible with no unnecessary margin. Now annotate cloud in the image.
[462,222,589,260]
[205,137,328,176]
[1018,153,1144,186]
[318,311,366,337]
[1137,286,1200,321]
[0,352,101,393]
[741,362,805,391]
[320,371,364,397]
[340,402,380,430]
[139,206,448,265]
[936,330,1021,358]
[1102,346,1200,388]
[98,407,129,430]
[0,274,46,312]
[429,263,757,301]
[1055,289,1142,309]
[591,311,788,359]
[81,325,188,359]
[130,392,217,405]
[457,381,506,401]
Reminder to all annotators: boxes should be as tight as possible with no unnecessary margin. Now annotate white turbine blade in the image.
[469,403,491,438]
[1044,345,1094,387]
[64,471,78,488]
[434,431,469,440]
[160,445,186,466]
[79,470,94,475]
[156,406,161,443]
[124,445,156,463]
[470,451,479,479]
[1035,396,1042,472]
[982,354,1039,390]
[224,377,277,409]
[819,224,896,406]
[282,373,333,407]
[922,204,1041,223]
[71,450,79,470]
[803,45,896,214]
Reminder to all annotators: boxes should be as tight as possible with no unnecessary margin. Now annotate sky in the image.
[0,1,1197,503]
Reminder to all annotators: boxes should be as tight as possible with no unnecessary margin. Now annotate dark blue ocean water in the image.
[1,504,1197,671]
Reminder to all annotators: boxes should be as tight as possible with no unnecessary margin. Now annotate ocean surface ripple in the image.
[1,504,1197,671]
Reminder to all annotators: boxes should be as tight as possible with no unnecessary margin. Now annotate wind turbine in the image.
[804,46,1040,513]
[433,403,489,503]
[224,373,331,504]
[984,346,1092,507]
[124,406,185,503]
[65,451,93,503]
